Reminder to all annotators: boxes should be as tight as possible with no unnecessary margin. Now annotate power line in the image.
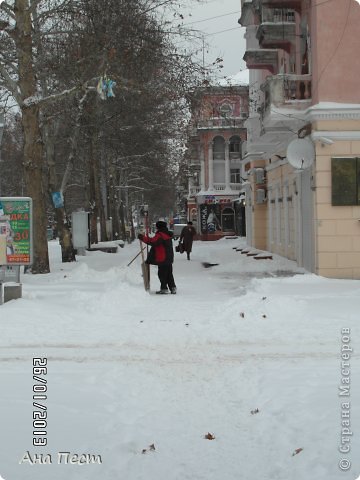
[205,26,242,37]
[183,10,240,26]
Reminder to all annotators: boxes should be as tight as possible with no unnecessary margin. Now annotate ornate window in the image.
[219,103,232,117]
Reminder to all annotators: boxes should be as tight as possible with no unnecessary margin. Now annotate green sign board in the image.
[0,197,33,265]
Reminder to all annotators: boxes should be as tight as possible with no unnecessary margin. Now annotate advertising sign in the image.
[0,197,33,265]
[199,203,222,234]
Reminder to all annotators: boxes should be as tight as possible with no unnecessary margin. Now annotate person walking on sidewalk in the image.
[138,220,177,294]
[180,221,196,260]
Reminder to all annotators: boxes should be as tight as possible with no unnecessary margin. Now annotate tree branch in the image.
[0,63,22,105]
[0,2,15,20]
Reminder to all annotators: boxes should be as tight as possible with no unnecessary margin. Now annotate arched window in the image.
[213,136,225,160]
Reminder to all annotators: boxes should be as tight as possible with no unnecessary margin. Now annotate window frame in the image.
[331,157,360,206]
[230,168,241,184]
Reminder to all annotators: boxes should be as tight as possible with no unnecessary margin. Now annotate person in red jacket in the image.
[138,220,177,294]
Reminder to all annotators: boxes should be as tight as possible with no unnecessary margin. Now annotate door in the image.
[221,207,235,231]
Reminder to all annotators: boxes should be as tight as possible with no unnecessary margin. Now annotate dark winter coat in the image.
[141,229,174,265]
[180,225,196,253]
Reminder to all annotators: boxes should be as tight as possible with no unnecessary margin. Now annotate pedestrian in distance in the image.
[138,220,177,295]
[180,221,196,261]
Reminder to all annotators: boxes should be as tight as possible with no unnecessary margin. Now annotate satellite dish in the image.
[286,137,315,170]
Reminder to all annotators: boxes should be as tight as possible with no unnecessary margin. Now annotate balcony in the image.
[189,186,201,197]
[263,0,301,7]
[260,73,312,130]
[196,117,246,130]
[230,152,241,161]
[257,8,296,51]
[243,49,278,73]
[213,183,243,192]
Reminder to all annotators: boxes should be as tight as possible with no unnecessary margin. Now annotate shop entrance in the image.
[221,207,235,231]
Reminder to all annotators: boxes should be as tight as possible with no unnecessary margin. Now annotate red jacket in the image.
[141,230,174,265]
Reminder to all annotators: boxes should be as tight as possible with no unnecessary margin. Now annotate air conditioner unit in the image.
[256,188,266,204]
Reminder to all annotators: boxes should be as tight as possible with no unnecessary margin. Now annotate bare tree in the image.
[0,0,211,270]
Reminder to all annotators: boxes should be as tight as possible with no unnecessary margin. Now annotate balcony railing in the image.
[213,183,242,192]
[261,7,295,23]
[257,7,296,48]
[263,0,301,5]
[196,117,246,130]
[189,186,201,196]
[230,152,241,161]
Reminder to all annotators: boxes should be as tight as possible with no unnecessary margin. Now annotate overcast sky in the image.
[180,0,247,79]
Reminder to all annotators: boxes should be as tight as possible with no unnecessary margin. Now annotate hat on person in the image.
[156,220,167,230]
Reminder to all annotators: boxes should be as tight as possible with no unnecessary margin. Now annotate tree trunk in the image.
[55,207,76,262]
[21,106,50,273]
[45,121,76,263]
[88,131,106,243]
[15,0,49,273]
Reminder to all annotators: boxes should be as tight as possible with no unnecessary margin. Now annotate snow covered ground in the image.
[0,238,359,480]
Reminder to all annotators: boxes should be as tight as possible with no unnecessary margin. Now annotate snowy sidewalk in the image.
[0,239,360,480]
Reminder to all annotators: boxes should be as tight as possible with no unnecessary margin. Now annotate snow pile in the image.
[0,239,359,480]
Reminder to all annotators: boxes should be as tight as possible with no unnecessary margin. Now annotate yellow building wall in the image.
[314,121,360,279]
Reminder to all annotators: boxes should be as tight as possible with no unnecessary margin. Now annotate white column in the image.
[200,145,205,190]
[208,141,214,190]
[200,160,205,190]
[225,140,230,190]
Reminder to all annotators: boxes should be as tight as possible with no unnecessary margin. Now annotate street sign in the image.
[0,197,33,265]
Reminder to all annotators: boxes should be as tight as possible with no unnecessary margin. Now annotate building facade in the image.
[239,0,360,278]
[186,86,249,240]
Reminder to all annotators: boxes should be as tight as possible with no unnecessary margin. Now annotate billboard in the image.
[199,203,222,234]
[0,197,33,265]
